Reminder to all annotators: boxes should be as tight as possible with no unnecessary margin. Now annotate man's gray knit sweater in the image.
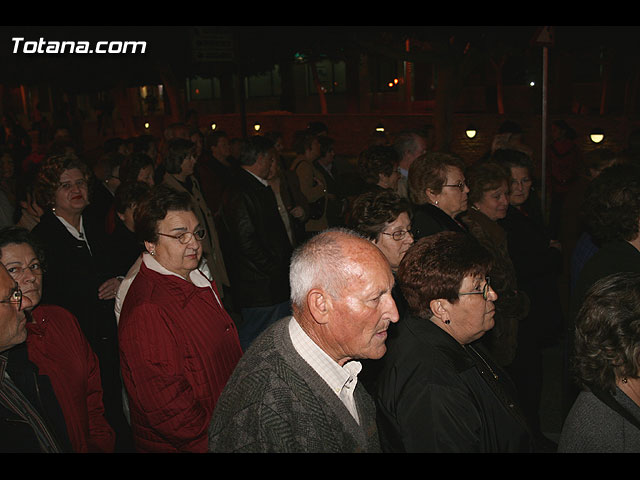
[208,317,381,453]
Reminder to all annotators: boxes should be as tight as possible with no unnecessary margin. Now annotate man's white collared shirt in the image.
[289,317,362,424]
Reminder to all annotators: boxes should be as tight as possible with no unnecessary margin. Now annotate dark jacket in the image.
[459,208,529,366]
[31,210,119,348]
[220,168,292,308]
[375,314,533,453]
[27,304,115,453]
[30,210,125,439]
[411,202,467,241]
[571,240,640,326]
[0,343,72,452]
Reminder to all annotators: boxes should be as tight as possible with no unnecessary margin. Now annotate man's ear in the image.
[307,288,331,325]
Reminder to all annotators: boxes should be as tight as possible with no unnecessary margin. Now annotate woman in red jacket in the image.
[118,184,243,452]
[0,226,115,452]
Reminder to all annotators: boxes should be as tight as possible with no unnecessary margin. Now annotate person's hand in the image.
[98,277,122,301]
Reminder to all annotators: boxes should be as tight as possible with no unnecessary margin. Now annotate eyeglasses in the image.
[0,287,22,310]
[443,180,467,192]
[157,228,206,244]
[6,263,43,279]
[459,276,492,301]
[58,179,88,191]
[381,229,413,241]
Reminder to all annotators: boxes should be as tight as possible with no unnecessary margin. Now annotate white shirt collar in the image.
[142,252,221,306]
[55,213,90,253]
[243,168,269,187]
[289,317,362,423]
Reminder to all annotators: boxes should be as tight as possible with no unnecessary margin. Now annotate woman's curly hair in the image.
[33,153,92,209]
[573,272,640,394]
[348,189,411,242]
[581,163,640,245]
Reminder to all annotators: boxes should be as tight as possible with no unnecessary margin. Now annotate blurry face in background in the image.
[54,168,89,217]
[1,243,42,309]
[0,264,30,352]
[137,165,155,186]
[430,166,469,218]
[474,181,509,221]
[1,153,14,179]
[373,212,413,272]
[508,166,533,207]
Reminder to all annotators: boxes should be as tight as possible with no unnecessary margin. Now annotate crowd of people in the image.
[1,115,639,453]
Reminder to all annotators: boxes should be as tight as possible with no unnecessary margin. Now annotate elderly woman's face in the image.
[474,181,509,221]
[146,210,203,279]
[54,168,89,216]
[0,243,42,310]
[431,166,469,218]
[374,212,413,272]
[439,274,497,345]
[508,166,532,207]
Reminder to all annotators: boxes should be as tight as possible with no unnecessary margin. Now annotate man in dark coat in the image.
[220,136,293,351]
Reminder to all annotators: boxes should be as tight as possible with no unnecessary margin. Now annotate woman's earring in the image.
[444,319,450,325]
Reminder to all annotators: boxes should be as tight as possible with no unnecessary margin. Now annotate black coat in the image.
[499,204,564,341]
[31,210,119,348]
[30,210,127,440]
[375,314,533,453]
[411,203,467,241]
[220,168,292,308]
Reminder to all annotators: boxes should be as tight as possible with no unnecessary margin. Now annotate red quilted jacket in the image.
[27,304,116,453]
[118,259,242,452]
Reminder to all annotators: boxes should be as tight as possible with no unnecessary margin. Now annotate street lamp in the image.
[465,125,477,139]
[590,128,605,144]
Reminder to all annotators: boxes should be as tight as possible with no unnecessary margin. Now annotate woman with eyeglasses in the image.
[375,231,533,452]
[458,160,530,369]
[348,189,413,394]
[407,152,469,240]
[0,226,115,452]
[118,184,242,452]
[30,152,131,450]
[162,138,230,304]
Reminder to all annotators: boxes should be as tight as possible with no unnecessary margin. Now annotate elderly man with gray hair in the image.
[208,228,399,453]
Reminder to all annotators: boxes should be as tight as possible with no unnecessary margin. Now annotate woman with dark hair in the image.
[162,138,230,300]
[349,189,413,277]
[493,149,563,450]
[375,231,533,452]
[459,161,529,368]
[559,272,640,452]
[357,145,400,193]
[407,152,469,240]
[30,152,130,449]
[118,152,155,187]
[0,226,115,452]
[110,181,151,276]
[348,189,413,394]
[568,162,640,415]
[118,184,242,452]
